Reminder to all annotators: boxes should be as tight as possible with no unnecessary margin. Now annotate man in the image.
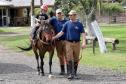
[31,4,48,43]
[52,10,86,79]
[49,9,67,75]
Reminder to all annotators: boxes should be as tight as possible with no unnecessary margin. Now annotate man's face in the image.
[69,14,77,20]
[56,12,63,19]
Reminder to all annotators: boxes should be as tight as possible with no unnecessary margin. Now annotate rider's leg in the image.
[31,26,39,40]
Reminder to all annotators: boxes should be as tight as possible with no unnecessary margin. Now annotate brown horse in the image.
[18,20,55,76]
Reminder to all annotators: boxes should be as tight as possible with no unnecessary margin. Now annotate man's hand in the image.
[52,31,64,41]
[81,43,86,49]
[52,36,56,41]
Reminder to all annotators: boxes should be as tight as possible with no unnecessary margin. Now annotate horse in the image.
[18,20,55,76]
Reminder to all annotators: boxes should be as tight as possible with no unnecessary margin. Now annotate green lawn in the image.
[81,24,126,72]
[0,27,30,33]
[0,24,126,72]
[0,27,33,55]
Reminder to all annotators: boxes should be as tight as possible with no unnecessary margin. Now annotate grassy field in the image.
[0,24,126,72]
[0,27,33,55]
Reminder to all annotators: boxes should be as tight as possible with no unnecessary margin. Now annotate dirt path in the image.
[0,45,126,84]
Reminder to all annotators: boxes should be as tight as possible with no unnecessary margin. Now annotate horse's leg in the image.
[33,50,40,75]
[49,50,54,74]
[39,50,45,76]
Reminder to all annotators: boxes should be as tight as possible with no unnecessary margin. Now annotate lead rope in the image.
[64,48,83,66]
[76,48,83,66]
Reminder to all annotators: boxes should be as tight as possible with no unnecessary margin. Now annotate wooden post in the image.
[31,0,34,16]
[31,0,35,28]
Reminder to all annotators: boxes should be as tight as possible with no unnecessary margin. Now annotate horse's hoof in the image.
[48,74,54,79]
[38,72,41,75]
[41,73,45,76]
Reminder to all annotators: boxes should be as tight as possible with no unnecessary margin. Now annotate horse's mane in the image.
[39,20,54,30]
[36,20,55,44]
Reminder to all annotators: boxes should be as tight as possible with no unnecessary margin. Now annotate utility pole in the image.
[31,0,35,28]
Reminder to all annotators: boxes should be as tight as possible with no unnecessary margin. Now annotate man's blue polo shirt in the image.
[62,20,85,41]
[50,17,67,40]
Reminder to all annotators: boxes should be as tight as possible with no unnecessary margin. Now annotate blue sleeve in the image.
[49,18,55,26]
[61,22,67,33]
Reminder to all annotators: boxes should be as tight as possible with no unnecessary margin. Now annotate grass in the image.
[0,27,30,33]
[80,24,126,72]
[0,27,34,56]
[0,24,126,72]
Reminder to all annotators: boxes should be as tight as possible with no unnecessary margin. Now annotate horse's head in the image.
[39,20,55,45]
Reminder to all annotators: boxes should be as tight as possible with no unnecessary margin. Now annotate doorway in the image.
[0,8,9,26]
[0,9,2,26]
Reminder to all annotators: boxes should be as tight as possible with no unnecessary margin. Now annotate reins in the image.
[38,22,54,45]
[76,48,83,65]
[39,38,50,45]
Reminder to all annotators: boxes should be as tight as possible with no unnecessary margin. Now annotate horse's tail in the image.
[17,43,32,51]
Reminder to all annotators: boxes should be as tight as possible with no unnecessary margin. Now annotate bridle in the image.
[39,31,52,45]
[38,21,55,45]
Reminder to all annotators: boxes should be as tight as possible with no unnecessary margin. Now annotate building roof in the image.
[0,0,55,7]
[0,1,12,6]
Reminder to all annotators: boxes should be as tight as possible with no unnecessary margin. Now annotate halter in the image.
[38,20,55,46]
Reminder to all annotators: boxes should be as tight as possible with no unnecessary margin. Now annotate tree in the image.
[102,2,123,23]
[54,0,100,35]
[77,0,99,36]
[54,0,78,17]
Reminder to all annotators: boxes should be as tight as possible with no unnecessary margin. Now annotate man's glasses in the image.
[69,15,73,16]
[69,14,76,16]
[57,12,62,15]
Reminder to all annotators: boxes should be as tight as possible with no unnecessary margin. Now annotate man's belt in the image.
[57,39,65,41]
[67,40,80,43]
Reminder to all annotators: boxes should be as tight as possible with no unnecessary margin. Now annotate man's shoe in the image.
[74,75,80,79]
[59,65,65,75]
[67,74,74,79]
[59,72,65,75]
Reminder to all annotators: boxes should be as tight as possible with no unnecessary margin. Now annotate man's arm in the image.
[81,32,86,49]
[52,31,64,40]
